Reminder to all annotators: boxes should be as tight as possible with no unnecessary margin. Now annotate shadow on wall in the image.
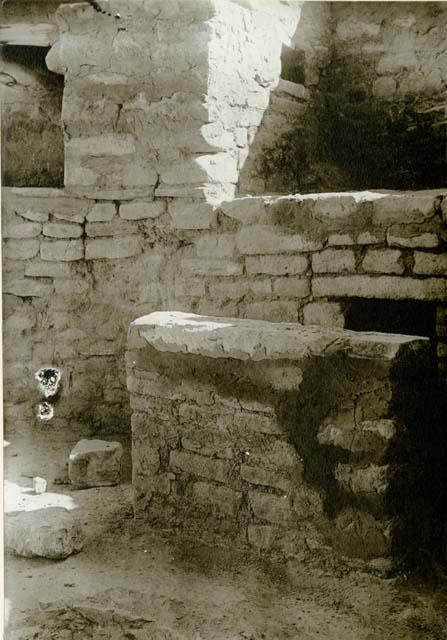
[322,71,447,191]
[238,1,447,195]
[237,1,350,195]
[1,45,64,187]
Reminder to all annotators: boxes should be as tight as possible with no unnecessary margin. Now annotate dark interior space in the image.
[344,298,438,352]
[344,297,447,569]
[1,45,64,187]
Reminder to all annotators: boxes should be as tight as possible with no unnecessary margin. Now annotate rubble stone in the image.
[68,439,123,488]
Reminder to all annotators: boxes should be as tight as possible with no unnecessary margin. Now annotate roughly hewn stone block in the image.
[25,261,71,279]
[196,234,235,258]
[244,300,298,322]
[176,277,207,298]
[181,258,243,276]
[5,508,84,560]
[246,255,308,276]
[241,465,294,492]
[120,201,165,220]
[335,464,389,495]
[249,278,273,296]
[249,491,294,525]
[247,439,303,474]
[169,201,215,229]
[334,507,391,558]
[234,411,282,435]
[372,193,437,225]
[362,249,404,274]
[357,231,385,245]
[387,226,439,248]
[272,277,310,297]
[40,239,84,261]
[313,275,447,300]
[220,197,268,224]
[413,252,447,276]
[66,134,136,157]
[43,222,83,239]
[3,239,40,260]
[302,302,345,327]
[87,202,116,222]
[18,210,49,223]
[3,278,53,298]
[170,450,230,483]
[2,222,41,238]
[192,482,241,518]
[86,219,137,237]
[318,412,396,456]
[237,225,323,254]
[68,439,123,488]
[312,249,356,273]
[327,233,356,246]
[85,236,141,260]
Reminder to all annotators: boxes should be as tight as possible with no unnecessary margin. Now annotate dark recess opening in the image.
[345,297,447,570]
[344,298,438,353]
[1,45,64,187]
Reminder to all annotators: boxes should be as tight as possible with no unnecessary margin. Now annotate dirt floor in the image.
[4,427,447,640]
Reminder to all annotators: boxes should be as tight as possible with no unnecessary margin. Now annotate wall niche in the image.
[1,45,64,187]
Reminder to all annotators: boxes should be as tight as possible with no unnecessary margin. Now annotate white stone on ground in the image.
[4,507,84,559]
[33,477,47,494]
[69,439,123,488]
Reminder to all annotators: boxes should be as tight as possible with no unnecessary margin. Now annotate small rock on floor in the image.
[5,507,84,560]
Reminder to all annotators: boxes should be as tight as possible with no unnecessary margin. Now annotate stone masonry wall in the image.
[323,1,447,189]
[45,0,301,203]
[240,1,447,194]
[2,1,446,447]
[3,187,446,446]
[239,1,337,194]
[126,312,437,562]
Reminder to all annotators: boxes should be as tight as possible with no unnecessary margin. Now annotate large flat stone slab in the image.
[5,507,84,559]
[128,310,429,362]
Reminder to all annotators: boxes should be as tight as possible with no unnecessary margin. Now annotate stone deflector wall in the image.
[126,311,434,561]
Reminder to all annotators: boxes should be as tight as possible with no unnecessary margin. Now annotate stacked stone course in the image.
[3,187,447,436]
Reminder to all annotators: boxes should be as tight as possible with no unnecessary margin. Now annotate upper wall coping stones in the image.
[128,311,429,362]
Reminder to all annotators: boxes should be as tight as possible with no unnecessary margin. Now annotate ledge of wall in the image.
[129,310,426,362]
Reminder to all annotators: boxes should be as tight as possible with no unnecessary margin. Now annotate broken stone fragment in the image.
[68,439,123,488]
[4,507,84,559]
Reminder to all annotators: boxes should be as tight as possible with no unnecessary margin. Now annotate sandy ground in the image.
[4,428,447,640]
